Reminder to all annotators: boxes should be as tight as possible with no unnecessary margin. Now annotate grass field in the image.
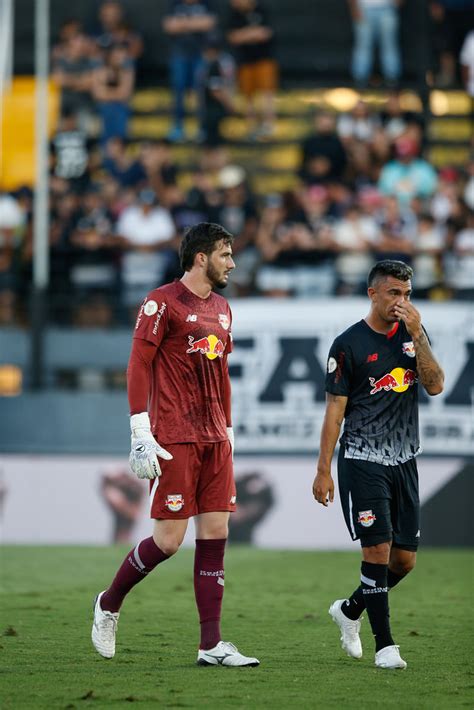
[1,546,473,709]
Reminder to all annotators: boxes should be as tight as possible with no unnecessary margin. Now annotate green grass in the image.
[1,547,473,709]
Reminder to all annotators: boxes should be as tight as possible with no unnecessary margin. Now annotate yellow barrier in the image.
[1,76,59,190]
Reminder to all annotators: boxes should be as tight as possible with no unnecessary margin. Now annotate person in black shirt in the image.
[299,111,348,185]
[313,260,444,670]
[198,33,235,147]
[227,0,278,139]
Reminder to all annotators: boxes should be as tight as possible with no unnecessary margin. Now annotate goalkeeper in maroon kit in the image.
[92,222,259,667]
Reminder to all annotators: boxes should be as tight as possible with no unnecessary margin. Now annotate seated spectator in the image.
[333,202,378,295]
[50,111,93,194]
[445,209,474,300]
[337,99,380,146]
[378,137,438,206]
[210,165,259,296]
[430,166,463,224]
[92,1,143,60]
[102,137,146,187]
[0,193,27,325]
[198,33,235,147]
[52,33,96,129]
[373,195,416,261]
[162,0,216,143]
[256,189,337,297]
[299,111,348,185]
[411,213,446,298]
[92,43,135,146]
[227,0,278,139]
[116,188,176,315]
[139,140,180,206]
[379,91,424,143]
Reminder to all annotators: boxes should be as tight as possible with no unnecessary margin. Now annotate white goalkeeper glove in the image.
[129,412,173,480]
[227,426,234,460]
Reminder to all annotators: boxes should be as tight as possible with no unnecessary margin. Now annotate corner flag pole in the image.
[31,0,50,388]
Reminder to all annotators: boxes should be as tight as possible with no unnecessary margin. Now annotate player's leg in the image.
[92,518,188,658]
[193,441,259,667]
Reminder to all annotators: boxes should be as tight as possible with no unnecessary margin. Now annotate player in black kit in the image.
[313,260,444,670]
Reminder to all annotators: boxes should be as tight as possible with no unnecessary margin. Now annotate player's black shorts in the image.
[337,448,420,550]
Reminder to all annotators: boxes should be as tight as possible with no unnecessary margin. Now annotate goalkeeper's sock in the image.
[342,568,406,620]
[360,561,394,652]
[194,538,226,650]
[100,537,169,613]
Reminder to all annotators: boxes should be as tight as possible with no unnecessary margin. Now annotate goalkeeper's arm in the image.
[127,338,173,480]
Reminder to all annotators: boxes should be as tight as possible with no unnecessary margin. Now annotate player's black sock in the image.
[360,561,394,652]
[342,567,405,620]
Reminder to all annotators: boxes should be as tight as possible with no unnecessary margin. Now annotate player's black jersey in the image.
[326,319,421,465]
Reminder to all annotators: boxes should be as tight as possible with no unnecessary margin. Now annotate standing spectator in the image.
[92,44,135,147]
[92,1,143,60]
[116,189,176,315]
[378,137,438,206]
[430,1,474,87]
[50,111,93,194]
[227,0,278,139]
[162,0,216,143]
[299,111,348,185]
[198,34,235,147]
[52,18,84,63]
[52,33,96,128]
[347,0,402,88]
[102,137,146,188]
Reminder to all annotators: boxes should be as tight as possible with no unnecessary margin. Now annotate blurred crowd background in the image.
[1,0,473,329]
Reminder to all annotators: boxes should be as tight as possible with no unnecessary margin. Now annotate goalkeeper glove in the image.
[129,412,173,480]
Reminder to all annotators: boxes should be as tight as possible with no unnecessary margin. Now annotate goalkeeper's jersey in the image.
[131,280,233,445]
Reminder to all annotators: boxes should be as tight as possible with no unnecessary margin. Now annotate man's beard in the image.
[206,261,228,289]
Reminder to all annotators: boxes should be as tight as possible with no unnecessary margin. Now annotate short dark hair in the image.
[368,260,413,287]
[179,222,234,271]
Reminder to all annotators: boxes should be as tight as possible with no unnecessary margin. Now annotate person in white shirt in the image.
[116,188,176,313]
[460,30,474,97]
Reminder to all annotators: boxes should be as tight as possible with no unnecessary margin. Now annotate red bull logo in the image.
[166,494,184,512]
[186,334,225,360]
[369,367,417,395]
[358,510,376,527]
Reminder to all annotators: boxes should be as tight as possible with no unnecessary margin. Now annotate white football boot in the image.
[197,641,260,667]
[91,591,119,659]
[375,644,407,669]
[329,599,363,659]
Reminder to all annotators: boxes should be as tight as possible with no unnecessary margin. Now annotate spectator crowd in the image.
[0,0,473,327]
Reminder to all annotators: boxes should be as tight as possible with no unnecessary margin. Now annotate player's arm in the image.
[394,302,444,396]
[313,394,348,506]
[222,355,234,458]
[127,337,173,480]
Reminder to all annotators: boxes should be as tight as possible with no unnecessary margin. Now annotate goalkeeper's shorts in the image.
[149,440,236,520]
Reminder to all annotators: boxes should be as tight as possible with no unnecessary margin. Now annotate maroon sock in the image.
[100,536,169,613]
[194,538,226,650]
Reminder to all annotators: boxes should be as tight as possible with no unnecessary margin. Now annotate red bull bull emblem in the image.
[186,334,225,360]
[402,341,416,358]
[218,313,230,330]
[166,494,184,512]
[369,367,417,395]
[358,510,376,527]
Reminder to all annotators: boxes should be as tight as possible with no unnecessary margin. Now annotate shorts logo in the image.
[327,357,337,373]
[230,495,236,504]
[218,313,230,330]
[358,510,376,527]
[144,300,158,316]
[166,494,184,512]
[402,341,416,358]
